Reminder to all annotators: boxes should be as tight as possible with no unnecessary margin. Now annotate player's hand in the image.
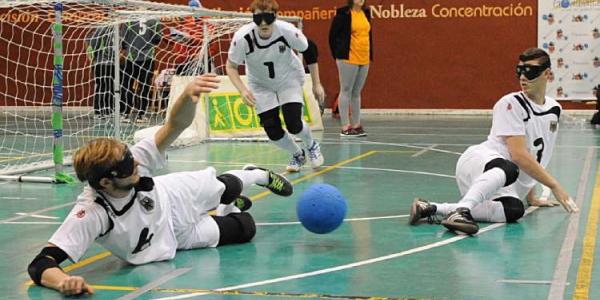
[528,197,560,207]
[551,185,579,213]
[240,89,256,107]
[57,275,94,296]
[312,83,325,104]
[184,74,220,103]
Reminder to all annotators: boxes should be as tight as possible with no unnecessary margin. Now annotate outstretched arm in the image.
[505,135,576,212]
[28,244,94,296]
[154,74,220,152]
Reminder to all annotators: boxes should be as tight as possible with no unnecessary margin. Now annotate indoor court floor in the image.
[1,114,599,300]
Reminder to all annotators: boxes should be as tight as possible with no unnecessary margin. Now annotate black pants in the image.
[120,59,154,116]
[92,63,114,116]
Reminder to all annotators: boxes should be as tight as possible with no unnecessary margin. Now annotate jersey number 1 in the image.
[263,61,275,79]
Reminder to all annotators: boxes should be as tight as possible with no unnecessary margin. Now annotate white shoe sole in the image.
[309,155,324,168]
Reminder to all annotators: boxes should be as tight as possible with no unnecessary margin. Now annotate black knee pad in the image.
[260,115,285,141]
[216,174,243,204]
[484,158,519,187]
[212,212,256,246]
[494,196,525,223]
[282,103,303,134]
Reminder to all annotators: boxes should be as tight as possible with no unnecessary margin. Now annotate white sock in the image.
[216,204,241,216]
[432,202,461,216]
[433,200,507,222]
[225,169,269,190]
[271,132,303,156]
[469,201,507,222]
[294,121,315,148]
[458,168,506,210]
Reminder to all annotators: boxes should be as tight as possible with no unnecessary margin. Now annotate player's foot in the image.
[353,125,367,137]
[441,207,479,235]
[233,195,253,211]
[340,127,359,137]
[286,150,306,172]
[307,141,324,168]
[408,198,439,225]
[243,165,293,196]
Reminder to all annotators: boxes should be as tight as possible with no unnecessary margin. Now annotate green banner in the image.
[207,92,313,133]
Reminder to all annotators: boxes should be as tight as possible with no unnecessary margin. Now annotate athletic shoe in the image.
[340,128,359,137]
[286,150,306,172]
[441,207,479,234]
[307,141,324,168]
[408,198,439,225]
[353,126,367,137]
[233,195,253,211]
[243,165,293,196]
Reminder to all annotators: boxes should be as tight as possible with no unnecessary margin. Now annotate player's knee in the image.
[281,103,303,134]
[233,212,256,243]
[216,174,242,204]
[285,119,303,135]
[494,196,525,223]
[212,213,256,245]
[261,117,285,141]
[484,158,519,187]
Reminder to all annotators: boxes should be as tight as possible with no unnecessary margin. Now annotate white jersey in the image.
[480,91,561,197]
[228,20,307,90]
[49,137,177,265]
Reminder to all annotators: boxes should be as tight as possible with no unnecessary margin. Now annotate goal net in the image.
[0,0,312,182]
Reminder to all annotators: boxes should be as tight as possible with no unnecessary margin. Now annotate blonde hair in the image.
[249,0,279,13]
[73,138,126,189]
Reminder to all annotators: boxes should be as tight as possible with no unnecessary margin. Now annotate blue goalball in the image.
[296,183,347,234]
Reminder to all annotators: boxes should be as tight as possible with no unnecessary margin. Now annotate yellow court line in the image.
[249,150,378,202]
[23,151,377,289]
[75,284,409,299]
[573,165,600,300]
[23,251,113,287]
[372,150,417,154]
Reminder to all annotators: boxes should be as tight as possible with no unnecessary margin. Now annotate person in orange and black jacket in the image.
[329,0,373,137]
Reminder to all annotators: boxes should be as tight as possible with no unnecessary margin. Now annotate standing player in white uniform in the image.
[226,0,324,172]
[26,74,294,296]
[409,48,578,235]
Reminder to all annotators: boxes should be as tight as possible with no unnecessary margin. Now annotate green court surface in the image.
[1,115,600,300]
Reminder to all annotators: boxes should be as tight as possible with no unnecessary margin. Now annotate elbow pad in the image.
[28,247,68,286]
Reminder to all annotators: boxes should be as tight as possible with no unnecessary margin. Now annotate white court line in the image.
[15,212,58,219]
[0,201,74,223]
[356,141,463,155]
[497,279,568,286]
[152,207,539,300]
[167,160,456,179]
[0,196,36,200]
[256,214,408,226]
[322,132,487,137]
[412,144,438,157]
[118,268,192,300]
[548,147,595,300]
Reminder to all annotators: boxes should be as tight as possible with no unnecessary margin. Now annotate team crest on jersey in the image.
[138,196,155,213]
[279,44,286,53]
[550,121,558,132]
[75,209,86,219]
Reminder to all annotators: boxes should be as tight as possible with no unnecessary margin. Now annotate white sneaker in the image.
[286,150,306,172]
[307,141,324,168]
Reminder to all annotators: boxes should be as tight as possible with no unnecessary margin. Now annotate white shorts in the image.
[155,167,225,249]
[456,144,528,200]
[249,79,304,114]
